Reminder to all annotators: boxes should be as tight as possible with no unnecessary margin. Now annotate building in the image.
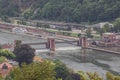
[102,33,116,42]
[33,56,43,62]
[92,22,114,28]
[98,33,119,47]
[0,62,13,77]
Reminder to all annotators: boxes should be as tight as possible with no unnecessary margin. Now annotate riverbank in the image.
[88,47,120,55]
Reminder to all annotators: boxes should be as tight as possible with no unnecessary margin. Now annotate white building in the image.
[92,22,114,28]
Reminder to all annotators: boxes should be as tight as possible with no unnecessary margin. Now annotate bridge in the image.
[1,36,88,52]
[14,36,87,51]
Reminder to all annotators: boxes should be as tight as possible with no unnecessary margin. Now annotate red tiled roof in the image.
[0,62,13,77]
[0,62,13,69]
[33,56,43,62]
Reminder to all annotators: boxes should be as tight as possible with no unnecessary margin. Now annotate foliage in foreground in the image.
[3,60,120,80]
[0,49,15,59]
[0,56,7,63]
[78,71,120,80]
[5,60,56,80]
[13,44,35,66]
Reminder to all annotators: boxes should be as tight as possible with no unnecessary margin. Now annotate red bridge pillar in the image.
[50,38,55,51]
[77,37,88,48]
[46,38,55,51]
[81,37,87,48]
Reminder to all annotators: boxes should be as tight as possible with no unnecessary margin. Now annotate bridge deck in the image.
[25,40,77,45]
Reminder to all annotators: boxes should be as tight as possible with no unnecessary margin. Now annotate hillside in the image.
[0,0,120,23]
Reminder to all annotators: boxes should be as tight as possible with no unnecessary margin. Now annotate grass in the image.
[93,35,101,39]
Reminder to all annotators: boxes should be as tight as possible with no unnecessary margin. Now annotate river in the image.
[0,31,120,77]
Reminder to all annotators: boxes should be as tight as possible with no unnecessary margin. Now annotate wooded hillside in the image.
[0,0,120,23]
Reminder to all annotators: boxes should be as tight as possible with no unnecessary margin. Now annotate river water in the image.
[0,31,120,77]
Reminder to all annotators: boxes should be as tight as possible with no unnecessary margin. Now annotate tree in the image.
[0,0,20,17]
[54,60,72,80]
[1,16,11,23]
[17,20,27,25]
[1,0,120,23]
[0,49,15,59]
[78,33,81,37]
[0,74,3,80]
[0,56,7,63]
[97,28,106,36]
[13,44,35,66]
[86,28,93,38]
[5,60,56,80]
[69,73,81,80]
[104,23,111,32]
[0,45,2,49]
[106,72,120,80]
[113,18,120,32]
[23,9,33,20]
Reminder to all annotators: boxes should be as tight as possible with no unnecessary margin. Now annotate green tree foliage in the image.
[0,0,20,17]
[29,0,120,23]
[65,73,81,80]
[113,18,120,32]
[77,71,88,80]
[4,59,120,80]
[17,20,27,25]
[96,28,106,36]
[0,45,2,49]
[5,61,56,80]
[13,44,35,66]
[1,0,120,23]
[0,75,3,80]
[77,71,120,80]
[23,9,33,20]
[103,23,111,32]
[1,16,11,23]
[106,72,120,80]
[0,49,15,59]
[54,60,72,80]
[86,28,93,38]
[87,72,103,80]
[0,56,7,63]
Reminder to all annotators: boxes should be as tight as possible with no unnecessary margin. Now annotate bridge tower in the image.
[81,36,87,48]
[77,36,87,48]
[46,38,55,51]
